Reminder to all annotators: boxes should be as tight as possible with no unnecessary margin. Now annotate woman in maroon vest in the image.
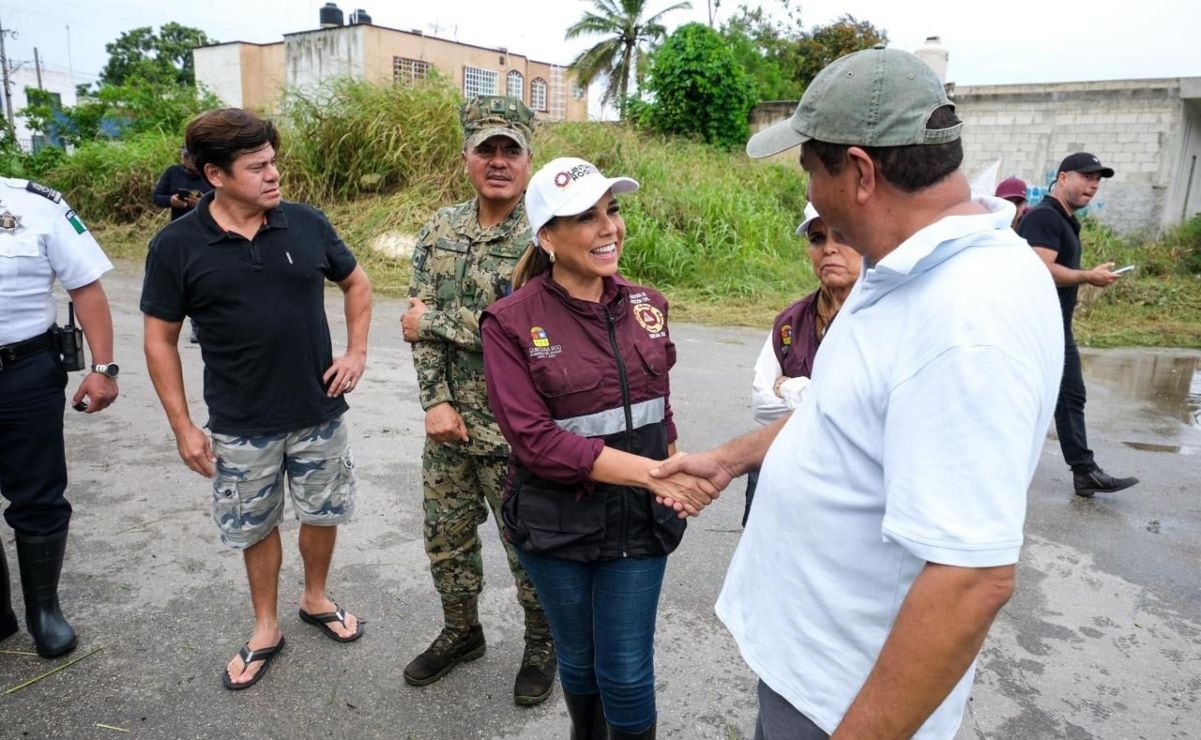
[481,157,707,740]
[743,203,863,524]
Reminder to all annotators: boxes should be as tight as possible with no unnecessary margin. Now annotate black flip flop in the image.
[298,604,364,643]
[222,635,285,690]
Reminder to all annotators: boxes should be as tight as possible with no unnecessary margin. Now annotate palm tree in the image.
[566,0,693,117]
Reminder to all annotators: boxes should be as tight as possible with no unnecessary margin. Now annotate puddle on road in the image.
[1080,352,1201,454]
[1081,351,1201,431]
[1122,441,1197,455]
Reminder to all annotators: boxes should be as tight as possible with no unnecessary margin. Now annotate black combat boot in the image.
[1,543,18,641]
[403,596,486,686]
[514,606,556,705]
[15,529,76,658]
[564,691,606,740]
[514,639,556,705]
[608,719,656,740]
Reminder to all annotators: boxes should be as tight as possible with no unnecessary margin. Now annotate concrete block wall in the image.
[953,79,1186,234]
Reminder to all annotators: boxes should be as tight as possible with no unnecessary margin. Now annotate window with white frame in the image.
[506,70,524,100]
[393,57,430,84]
[464,66,499,98]
[571,82,586,101]
[531,77,548,111]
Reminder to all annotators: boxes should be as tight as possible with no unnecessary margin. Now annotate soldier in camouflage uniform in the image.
[401,96,555,705]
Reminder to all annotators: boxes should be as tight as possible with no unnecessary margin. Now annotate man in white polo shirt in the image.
[653,46,1064,739]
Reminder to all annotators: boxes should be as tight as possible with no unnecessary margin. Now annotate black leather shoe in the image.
[513,640,556,706]
[15,530,77,658]
[403,625,485,686]
[1074,467,1139,497]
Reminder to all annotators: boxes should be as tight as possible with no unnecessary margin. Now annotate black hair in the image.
[804,106,963,192]
[185,108,281,183]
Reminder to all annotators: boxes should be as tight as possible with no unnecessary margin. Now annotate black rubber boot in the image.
[0,542,18,641]
[608,719,656,740]
[15,529,76,658]
[564,691,606,740]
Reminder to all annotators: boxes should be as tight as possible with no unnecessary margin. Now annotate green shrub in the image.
[44,131,178,221]
[640,23,757,150]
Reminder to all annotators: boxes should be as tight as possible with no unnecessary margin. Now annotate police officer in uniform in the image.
[0,178,119,658]
[401,96,554,705]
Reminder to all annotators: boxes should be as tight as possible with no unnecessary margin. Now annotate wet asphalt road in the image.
[0,260,1197,739]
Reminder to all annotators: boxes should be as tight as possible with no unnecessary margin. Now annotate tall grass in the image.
[33,131,178,222]
[537,122,813,301]
[279,76,467,206]
[1071,216,1201,347]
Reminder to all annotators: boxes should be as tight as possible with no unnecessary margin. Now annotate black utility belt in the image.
[0,329,57,370]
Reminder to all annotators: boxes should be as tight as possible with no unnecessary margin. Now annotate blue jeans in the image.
[517,551,666,733]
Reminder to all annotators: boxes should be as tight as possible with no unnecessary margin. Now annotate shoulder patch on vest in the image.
[25,181,62,203]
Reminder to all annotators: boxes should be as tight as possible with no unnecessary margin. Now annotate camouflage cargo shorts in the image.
[210,417,356,549]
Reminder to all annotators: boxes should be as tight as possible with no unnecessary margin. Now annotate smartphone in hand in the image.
[1113,264,1137,276]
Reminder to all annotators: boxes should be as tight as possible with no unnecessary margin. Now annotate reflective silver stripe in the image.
[555,397,666,437]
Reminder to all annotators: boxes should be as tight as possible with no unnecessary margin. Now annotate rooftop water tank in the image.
[915,36,949,84]
[319,2,344,28]
[349,8,372,25]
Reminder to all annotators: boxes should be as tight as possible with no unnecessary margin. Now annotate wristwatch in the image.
[91,363,119,378]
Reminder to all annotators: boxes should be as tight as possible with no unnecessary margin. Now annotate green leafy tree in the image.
[793,14,888,89]
[566,0,693,117]
[717,5,886,101]
[98,22,214,87]
[641,23,755,148]
[719,3,804,101]
[21,83,219,147]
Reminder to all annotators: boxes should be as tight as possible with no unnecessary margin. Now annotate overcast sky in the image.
[2,0,1198,95]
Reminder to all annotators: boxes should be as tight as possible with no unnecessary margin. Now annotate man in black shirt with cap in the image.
[1019,152,1138,497]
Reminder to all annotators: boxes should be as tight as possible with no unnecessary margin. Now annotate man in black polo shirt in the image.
[1019,152,1138,497]
[141,108,373,689]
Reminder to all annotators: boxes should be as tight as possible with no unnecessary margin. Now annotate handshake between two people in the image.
[646,450,739,519]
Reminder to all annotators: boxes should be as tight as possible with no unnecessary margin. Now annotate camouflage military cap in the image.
[460,95,535,152]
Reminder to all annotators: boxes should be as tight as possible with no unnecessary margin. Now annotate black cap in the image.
[1058,152,1114,178]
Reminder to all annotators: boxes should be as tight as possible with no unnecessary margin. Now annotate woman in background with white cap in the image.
[743,204,862,525]
[480,157,707,740]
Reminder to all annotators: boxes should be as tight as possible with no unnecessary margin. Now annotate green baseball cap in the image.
[460,95,536,151]
[746,45,962,159]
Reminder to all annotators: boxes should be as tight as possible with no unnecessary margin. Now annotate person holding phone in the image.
[153,145,213,222]
[1018,152,1138,497]
[153,145,214,343]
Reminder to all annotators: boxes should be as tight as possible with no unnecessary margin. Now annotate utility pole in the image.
[33,47,41,89]
[0,11,17,142]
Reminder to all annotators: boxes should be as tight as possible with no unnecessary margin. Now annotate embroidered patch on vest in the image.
[633,304,665,336]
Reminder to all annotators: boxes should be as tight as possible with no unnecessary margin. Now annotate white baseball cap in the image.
[795,202,821,236]
[526,157,639,246]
